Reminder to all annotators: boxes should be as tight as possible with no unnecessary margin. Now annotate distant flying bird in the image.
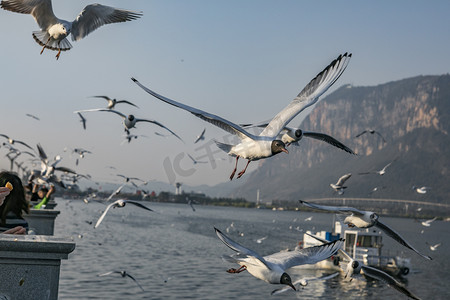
[299,200,432,260]
[215,227,343,292]
[255,236,268,244]
[306,233,422,300]
[105,184,125,202]
[271,272,339,295]
[0,0,143,60]
[413,186,431,194]
[426,242,441,251]
[98,270,144,291]
[77,112,87,130]
[26,113,40,120]
[0,134,33,150]
[90,95,139,109]
[421,217,437,227]
[194,128,206,144]
[186,197,196,212]
[355,129,386,143]
[330,173,351,195]
[359,159,396,176]
[94,199,154,228]
[187,153,208,165]
[74,109,183,142]
[132,53,352,180]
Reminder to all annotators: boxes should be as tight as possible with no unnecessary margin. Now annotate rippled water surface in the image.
[55,199,450,299]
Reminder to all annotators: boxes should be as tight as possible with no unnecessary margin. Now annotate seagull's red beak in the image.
[282,148,289,154]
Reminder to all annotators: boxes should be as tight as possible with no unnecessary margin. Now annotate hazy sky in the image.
[1,0,449,188]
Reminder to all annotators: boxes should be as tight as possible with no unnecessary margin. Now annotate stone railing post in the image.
[0,235,75,300]
[24,209,61,235]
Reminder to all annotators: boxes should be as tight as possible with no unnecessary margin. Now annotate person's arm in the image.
[34,185,55,209]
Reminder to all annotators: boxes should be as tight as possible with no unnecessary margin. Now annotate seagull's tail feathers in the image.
[214,140,234,155]
[32,31,72,52]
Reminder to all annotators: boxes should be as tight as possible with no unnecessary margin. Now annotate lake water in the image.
[55,199,450,299]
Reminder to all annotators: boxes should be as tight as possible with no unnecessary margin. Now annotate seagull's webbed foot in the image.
[347,223,355,228]
[226,265,247,273]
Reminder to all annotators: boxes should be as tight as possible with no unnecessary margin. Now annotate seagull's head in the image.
[369,213,379,221]
[128,115,135,121]
[271,140,288,155]
[294,129,303,139]
[280,273,296,291]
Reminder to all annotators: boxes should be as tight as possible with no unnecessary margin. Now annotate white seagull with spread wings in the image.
[298,200,432,260]
[133,53,351,180]
[215,227,343,291]
[94,199,154,228]
[0,0,142,59]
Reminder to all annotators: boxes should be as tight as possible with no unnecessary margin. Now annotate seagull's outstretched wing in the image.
[135,118,184,143]
[303,131,356,154]
[336,173,352,186]
[132,78,257,141]
[355,130,368,138]
[116,100,139,108]
[375,221,432,260]
[214,227,270,268]
[71,4,142,41]
[36,143,48,161]
[260,53,351,138]
[94,201,116,228]
[265,239,343,270]
[14,139,33,150]
[125,200,154,212]
[361,265,422,300]
[299,200,364,216]
[1,0,57,30]
[125,273,145,291]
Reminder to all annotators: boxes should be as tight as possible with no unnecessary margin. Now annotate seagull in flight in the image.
[90,95,139,109]
[105,184,125,202]
[74,108,183,142]
[330,173,351,195]
[214,227,343,291]
[426,242,441,251]
[26,113,40,120]
[0,134,33,150]
[98,270,144,291]
[194,128,206,144]
[359,159,396,176]
[420,217,437,227]
[306,232,422,300]
[94,199,154,228]
[132,53,351,180]
[0,0,142,60]
[298,200,432,260]
[355,129,386,143]
[413,186,431,194]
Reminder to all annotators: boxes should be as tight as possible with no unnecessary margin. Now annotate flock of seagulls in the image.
[0,2,438,298]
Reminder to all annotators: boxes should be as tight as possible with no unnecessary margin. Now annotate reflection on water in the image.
[55,199,450,299]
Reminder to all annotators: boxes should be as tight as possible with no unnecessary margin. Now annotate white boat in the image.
[296,220,411,277]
